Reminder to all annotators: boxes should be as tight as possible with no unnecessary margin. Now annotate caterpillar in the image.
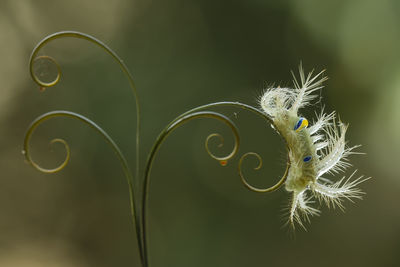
[260,64,368,229]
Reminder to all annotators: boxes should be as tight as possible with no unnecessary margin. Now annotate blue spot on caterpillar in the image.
[303,156,312,162]
[294,117,308,132]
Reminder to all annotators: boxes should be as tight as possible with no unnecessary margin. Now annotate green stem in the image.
[141,111,240,267]
[29,30,141,218]
[140,102,290,266]
[29,31,144,265]
[173,102,274,126]
[23,111,145,266]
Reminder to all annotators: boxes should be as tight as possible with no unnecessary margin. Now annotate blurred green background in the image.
[0,0,399,266]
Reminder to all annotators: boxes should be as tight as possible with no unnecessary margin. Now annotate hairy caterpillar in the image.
[260,64,368,228]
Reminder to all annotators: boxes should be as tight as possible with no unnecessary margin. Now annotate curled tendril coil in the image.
[205,133,236,163]
[170,101,290,193]
[239,152,289,193]
[22,110,143,263]
[23,111,128,174]
[23,137,70,173]
[28,31,141,194]
[32,55,61,89]
[29,31,136,93]
[27,31,144,265]
[22,110,135,199]
[141,110,239,267]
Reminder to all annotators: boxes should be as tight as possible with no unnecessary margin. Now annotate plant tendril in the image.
[29,30,141,209]
[23,137,70,173]
[169,101,290,192]
[23,110,144,265]
[28,32,143,263]
[205,133,236,162]
[141,111,240,267]
[239,152,289,193]
[32,55,61,89]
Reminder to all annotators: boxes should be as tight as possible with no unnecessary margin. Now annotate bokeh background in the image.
[0,0,399,266]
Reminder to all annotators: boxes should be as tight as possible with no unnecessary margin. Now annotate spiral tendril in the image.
[28,31,141,196]
[168,101,290,192]
[239,152,289,193]
[27,31,146,265]
[31,55,61,89]
[205,133,236,163]
[22,137,70,173]
[141,110,240,267]
[22,110,143,264]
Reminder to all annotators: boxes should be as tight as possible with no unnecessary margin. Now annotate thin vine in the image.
[141,111,240,266]
[29,30,141,201]
[22,110,145,264]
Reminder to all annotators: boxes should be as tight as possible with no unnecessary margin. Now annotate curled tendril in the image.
[239,152,289,193]
[205,133,236,163]
[29,31,137,94]
[22,109,134,199]
[23,137,70,173]
[32,55,61,89]
[22,110,143,263]
[28,31,141,198]
[171,101,290,192]
[141,110,239,267]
